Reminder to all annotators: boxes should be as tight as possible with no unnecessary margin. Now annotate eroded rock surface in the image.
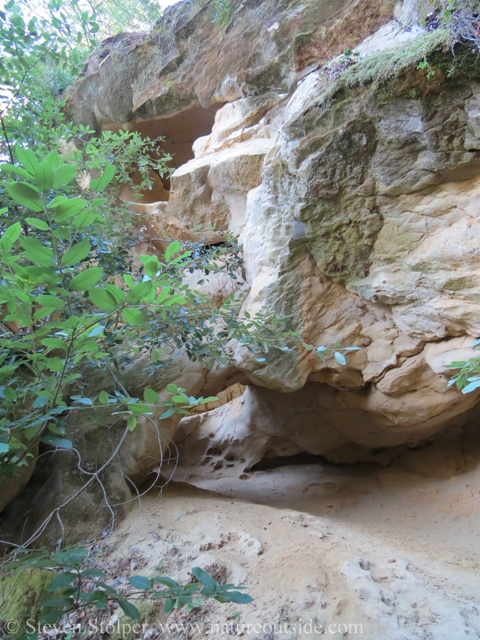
[7,0,476,537]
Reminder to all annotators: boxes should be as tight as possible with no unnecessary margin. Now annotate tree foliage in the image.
[0,147,310,475]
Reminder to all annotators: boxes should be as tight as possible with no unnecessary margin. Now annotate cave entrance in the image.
[117,102,223,204]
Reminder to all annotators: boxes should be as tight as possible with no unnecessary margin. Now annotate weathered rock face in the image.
[62,0,480,476]
[0,352,209,547]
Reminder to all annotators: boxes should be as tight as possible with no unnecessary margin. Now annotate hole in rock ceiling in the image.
[118,103,223,204]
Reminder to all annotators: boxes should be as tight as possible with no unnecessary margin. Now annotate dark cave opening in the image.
[117,102,223,205]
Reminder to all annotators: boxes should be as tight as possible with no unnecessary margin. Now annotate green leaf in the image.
[26,217,49,231]
[105,284,124,304]
[53,198,87,222]
[47,572,77,591]
[24,266,58,284]
[164,294,186,307]
[90,162,117,191]
[7,181,44,212]
[98,391,109,404]
[4,387,17,401]
[54,548,88,565]
[123,274,135,289]
[36,295,65,309]
[41,435,72,449]
[39,596,73,608]
[152,577,178,587]
[0,221,21,251]
[19,237,55,266]
[69,267,103,291]
[156,286,172,304]
[34,307,56,321]
[128,403,152,416]
[47,195,69,208]
[0,162,35,179]
[462,380,480,394]
[73,208,96,230]
[163,598,175,613]
[73,337,99,354]
[165,240,181,263]
[144,256,160,278]
[41,338,66,349]
[88,326,104,337]
[334,351,347,366]
[116,598,140,621]
[126,281,152,304]
[25,424,42,440]
[45,149,61,169]
[81,569,105,578]
[218,591,253,604]
[16,146,38,174]
[192,567,217,593]
[61,239,91,266]
[128,576,152,591]
[144,388,159,404]
[45,357,65,372]
[171,395,187,403]
[72,395,94,405]
[122,308,144,325]
[159,407,175,420]
[53,227,71,240]
[89,288,117,312]
[52,164,76,188]
[83,590,108,608]
[34,160,54,191]
[32,395,49,409]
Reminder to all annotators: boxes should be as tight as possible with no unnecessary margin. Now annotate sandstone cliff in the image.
[64,0,480,471]
[3,0,480,546]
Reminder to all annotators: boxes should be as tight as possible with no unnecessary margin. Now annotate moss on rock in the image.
[0,568,51,633]
[323,28,453,104]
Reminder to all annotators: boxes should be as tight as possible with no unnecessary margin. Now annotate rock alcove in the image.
[5,0,480,636]
[3,0,480,560]
[117,102,223,204]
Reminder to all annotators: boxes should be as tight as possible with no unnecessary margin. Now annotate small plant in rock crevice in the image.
[212,0,232,26]
[447,338,480,394]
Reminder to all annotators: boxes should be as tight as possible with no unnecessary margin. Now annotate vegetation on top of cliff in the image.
[322,0,480,105]
[322,28,452,104]
[446,0,480,51]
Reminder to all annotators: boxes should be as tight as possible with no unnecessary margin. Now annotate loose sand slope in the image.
[106,440,480,639]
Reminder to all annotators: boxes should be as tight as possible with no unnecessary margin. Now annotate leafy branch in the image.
[2,549,252,636]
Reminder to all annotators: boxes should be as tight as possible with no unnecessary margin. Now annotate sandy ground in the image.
[104,430,480,640]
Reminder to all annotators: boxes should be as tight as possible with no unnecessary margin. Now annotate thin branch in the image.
[0,424,130,550]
